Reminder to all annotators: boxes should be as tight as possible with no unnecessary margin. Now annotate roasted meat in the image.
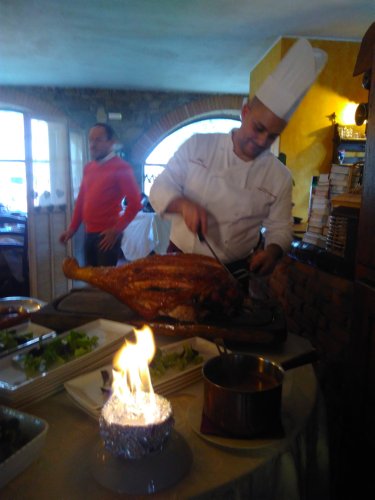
[62,254,243,322]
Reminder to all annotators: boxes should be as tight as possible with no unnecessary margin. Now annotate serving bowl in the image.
[0,405,48,488]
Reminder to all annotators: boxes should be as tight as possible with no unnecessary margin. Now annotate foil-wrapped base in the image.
[91,430,192,494]
[99,393,174,460]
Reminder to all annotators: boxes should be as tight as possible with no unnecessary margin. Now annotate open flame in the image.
[112,325,155,400]
[103,325,169,427]
[99,325,174,459]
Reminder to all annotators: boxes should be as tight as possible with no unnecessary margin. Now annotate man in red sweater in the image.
[60,123,142,266]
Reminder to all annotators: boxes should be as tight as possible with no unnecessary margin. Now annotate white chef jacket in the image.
[149,132,293,264]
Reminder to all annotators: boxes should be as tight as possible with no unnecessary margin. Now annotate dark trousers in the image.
[84,232,121,267]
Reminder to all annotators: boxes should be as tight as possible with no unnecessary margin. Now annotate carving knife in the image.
[197,229,239,285]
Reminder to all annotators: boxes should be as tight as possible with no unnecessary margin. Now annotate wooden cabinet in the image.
[356,59,375,279]
[355,41,375,406]
[346,25,375,486]
[349,282,375,440]
[337,26,375,499]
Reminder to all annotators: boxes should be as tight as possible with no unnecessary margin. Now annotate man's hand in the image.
[249,244,282,276]
[99,228,121,251]
[167,197,208,235]
[59,229,74,244]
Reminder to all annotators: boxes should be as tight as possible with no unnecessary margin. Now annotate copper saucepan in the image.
[202,349,317,438]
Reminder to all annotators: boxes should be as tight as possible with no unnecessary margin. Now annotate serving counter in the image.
[1,329,329,500]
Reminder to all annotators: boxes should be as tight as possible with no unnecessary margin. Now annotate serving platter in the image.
[64,337,218,419]
[0,319,134,408]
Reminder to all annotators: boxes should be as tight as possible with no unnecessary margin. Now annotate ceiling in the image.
[1,0,374,95]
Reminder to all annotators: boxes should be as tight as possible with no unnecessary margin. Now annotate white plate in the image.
[187,397,293,452]
[0,319,134,406]
[186,353,315,453]
[65,337,218,419]
[0,405,49,489]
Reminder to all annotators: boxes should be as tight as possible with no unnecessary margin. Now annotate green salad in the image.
[21,330,98,377]
[149,343,203,379]
[0,329,33,352]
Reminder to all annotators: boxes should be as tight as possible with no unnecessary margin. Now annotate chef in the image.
[149,39,327,279]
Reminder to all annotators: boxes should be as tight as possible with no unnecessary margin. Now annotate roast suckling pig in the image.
[62,254,243,322]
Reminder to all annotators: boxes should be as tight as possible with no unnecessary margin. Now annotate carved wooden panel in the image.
[356,50,375,281]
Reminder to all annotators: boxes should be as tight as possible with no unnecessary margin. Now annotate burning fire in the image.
[101,325,171,427]
[112,325,155,399]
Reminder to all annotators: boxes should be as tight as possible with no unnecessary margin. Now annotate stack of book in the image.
[303,174,330,248]
[302,162,363,249]
[330,164,352,196]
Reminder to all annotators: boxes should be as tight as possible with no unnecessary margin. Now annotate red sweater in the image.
[69,156,142,234]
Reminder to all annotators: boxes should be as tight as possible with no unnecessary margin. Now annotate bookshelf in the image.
[303,163,362,249]
[330,162,362,196]
[303,174,330,247]
[332,123,366,165]
[302,123,366,250]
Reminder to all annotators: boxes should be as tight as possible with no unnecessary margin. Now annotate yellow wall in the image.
[249,38,368,220]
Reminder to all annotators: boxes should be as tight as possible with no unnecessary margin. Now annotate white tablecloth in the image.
[121,212,171,261]
[0,333,330,499]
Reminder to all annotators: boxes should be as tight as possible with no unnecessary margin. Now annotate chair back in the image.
[0,214,29,297]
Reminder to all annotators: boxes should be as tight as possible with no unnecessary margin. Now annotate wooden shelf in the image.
[330,192,362,209]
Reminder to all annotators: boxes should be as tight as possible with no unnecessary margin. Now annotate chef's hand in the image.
[249,244,283,276]
[99,228,121,251]
[166,196,208,235]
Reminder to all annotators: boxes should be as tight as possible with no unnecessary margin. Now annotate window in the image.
[0,110,69,213]
[31,118,51,207]
[143,117,240,195]
[69,130,85,200]
[0,110,27,213]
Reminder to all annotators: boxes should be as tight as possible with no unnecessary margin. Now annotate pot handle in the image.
[214,337,230,356]
[280,348,318,371]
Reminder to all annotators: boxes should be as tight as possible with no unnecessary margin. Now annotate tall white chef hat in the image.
[255,38,328,121]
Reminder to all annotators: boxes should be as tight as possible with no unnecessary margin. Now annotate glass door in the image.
[0,108,85,301]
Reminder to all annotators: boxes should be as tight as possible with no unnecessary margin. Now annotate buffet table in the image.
[1,332,329,499]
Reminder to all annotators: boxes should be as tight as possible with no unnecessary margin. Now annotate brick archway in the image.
[0,87,67,121]
[130,94,243,166]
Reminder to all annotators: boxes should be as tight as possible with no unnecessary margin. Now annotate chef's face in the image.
[234,98,286,161]
[88,126,114,161]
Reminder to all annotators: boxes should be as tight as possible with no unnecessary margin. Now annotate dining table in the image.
[0,319,330,500]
